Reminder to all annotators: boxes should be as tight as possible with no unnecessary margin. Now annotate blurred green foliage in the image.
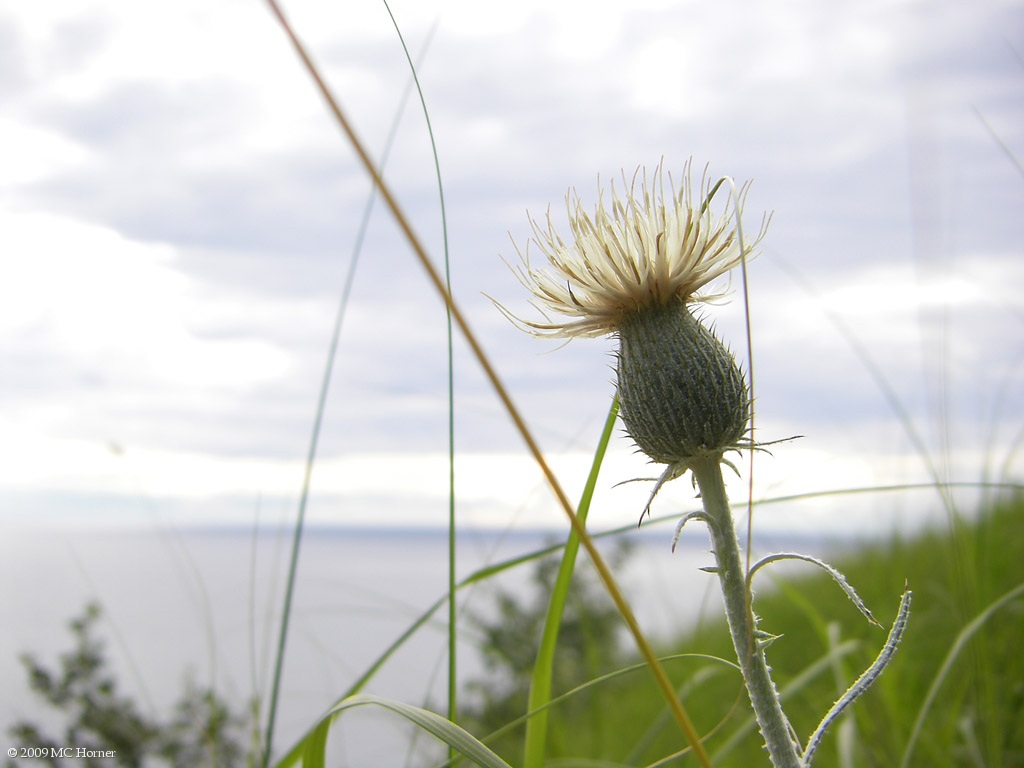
[462,496,1024,767]
[5,603,254,768]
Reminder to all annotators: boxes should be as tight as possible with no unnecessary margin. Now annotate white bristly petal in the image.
[498,159,767,339]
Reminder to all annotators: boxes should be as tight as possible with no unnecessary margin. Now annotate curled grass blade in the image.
[276,694,513,768]
[270,534,618,763]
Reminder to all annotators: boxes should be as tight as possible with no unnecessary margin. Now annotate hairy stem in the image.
[689,455,802,768]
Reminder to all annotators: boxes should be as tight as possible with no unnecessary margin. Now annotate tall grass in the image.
[258,16,441,764]
[247,3,1024,767]
[261,2,717,765]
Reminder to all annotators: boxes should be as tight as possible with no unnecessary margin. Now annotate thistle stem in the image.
[689,455,803,768]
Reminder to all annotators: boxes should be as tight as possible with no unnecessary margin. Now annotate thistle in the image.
[501,161,910,767]
[501,162,763,481]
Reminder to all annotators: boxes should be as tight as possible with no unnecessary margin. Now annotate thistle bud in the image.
[616,299,748,464]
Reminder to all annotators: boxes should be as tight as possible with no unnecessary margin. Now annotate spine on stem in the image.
[690,456,802,767]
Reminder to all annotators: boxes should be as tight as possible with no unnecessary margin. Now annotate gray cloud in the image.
[1,0,1021,525]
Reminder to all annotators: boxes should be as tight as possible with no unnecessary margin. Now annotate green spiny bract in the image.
[616,298,748,465]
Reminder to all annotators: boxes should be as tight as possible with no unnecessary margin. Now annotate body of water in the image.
[1,522,837,765]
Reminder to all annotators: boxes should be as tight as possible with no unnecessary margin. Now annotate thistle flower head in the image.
[499,160,769,504]
[503,161,766,338]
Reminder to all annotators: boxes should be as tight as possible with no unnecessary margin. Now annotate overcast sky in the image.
[1,0,1022,536]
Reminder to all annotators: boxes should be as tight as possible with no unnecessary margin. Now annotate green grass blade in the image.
[379,0,459,737]
[339,543,570,703]
[523,397,619,768]
[259,27,436,765]
[269,530,633,764]
[300,722,328,768]
[899,579,1024,768]
[484,654,738,758]
[277,694,513,768]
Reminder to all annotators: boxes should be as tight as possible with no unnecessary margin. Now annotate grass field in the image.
[464,495,1024,767]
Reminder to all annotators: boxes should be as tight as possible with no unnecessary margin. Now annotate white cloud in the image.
[0,118,91,185]
[0,211,292,390]
[0,0,1021,529]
